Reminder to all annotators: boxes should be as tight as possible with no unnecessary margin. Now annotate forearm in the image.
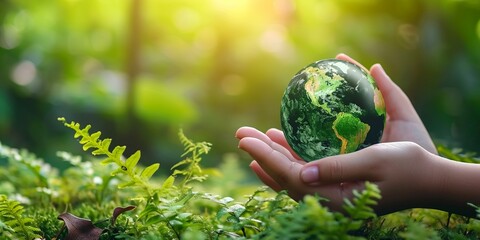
[434,158,480,218]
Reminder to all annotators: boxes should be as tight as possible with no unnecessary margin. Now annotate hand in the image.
[235,54,445,215]
[235,129,442,215]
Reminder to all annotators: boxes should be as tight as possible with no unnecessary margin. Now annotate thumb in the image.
[300,148,381,185]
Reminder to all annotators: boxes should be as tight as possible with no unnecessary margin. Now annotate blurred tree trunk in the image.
[126,0,140,119]
[122,0,144,154]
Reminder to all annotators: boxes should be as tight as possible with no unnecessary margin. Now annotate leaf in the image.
[171,158,191,170]
[146,215,163,225]
[92,138,112,155]
[229,204,246,218]
[58,212,103,240]
[161,175,175,189]
[75,125,91,139]
[138,204,158,221]
[110,167,124,176]
[140,163,160,180]
[125,150,141,172]
[111,146,126,163]
[111,206,136,226]
[101,138,112,151]
[217,207,229,219]
[118,180,136,189]
[101,157,116,165]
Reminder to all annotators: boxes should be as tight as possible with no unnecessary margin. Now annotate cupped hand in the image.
[236,127,443,215]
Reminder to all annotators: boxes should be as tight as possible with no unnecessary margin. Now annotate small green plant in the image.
[0,195,42,239]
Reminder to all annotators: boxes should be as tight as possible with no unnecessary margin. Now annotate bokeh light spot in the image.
[11,60,37,86]
[259,24,288,55]
[174,8,200,32]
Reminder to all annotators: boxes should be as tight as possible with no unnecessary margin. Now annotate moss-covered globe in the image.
[280,59,386,162]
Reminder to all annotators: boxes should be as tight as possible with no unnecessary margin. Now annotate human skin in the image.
[235,54,480,217]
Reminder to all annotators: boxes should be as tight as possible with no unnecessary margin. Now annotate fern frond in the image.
[58,118,159,197]
[468,203,480,219]
[173,129,212,188]
[178,129,212,157]
[437,145,480,163]
[0,195,42,239]
[343,181,381,220]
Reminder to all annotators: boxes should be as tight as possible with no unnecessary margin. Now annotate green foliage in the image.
[0,194,42,239]
[344,182,381,221]
[437,145,480,164]
[0,119,479,239]
[399,220,441,240]
[260,182,380,240]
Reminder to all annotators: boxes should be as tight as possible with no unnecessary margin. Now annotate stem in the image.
[165,216,181,240]
[446,212,452,228]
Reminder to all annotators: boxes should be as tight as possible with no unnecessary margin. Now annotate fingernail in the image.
[377,63,384,70]
[375,63,386,74]
[301,166,319,183]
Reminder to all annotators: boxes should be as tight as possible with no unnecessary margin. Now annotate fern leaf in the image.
[111,146,126,164]
[100,138,112,151]
[0,195,42,239]
[125,150,141,172]
[170,158,191,170]
[140,163,160,180]
[101,157,116,165]
[111,167,125,176]
[118,181,136,189]
[78,125,92,141]
[162,175,176,189]
[343,181,381,220]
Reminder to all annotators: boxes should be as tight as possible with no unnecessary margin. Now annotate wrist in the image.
[429,155,480,217]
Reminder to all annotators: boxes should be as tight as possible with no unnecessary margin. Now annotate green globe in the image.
[280,59,386,162]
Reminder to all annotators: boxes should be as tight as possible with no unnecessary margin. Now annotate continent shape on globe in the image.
[280,59,386,162]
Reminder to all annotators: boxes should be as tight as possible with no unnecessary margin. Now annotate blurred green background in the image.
[1,0,479,171]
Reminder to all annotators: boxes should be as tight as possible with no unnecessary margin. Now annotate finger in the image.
[238,137,303,187]
[369,64,421,122]
[249,161,283,192]
[301,146,383,184]
[235,126,260,139]
[236,127,299,162]
[265,128,303,161]
[335,53,369,72]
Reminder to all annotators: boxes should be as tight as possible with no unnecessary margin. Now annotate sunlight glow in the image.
[174,8,200,32]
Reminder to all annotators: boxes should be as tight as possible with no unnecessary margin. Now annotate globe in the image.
[280,59,386,162]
